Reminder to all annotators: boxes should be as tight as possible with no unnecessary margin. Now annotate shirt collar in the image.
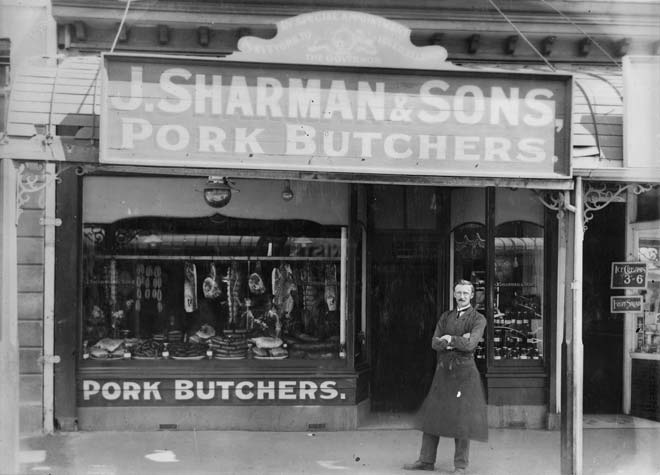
[456,305,472,314]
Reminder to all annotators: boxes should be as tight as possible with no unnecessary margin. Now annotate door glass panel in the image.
[452,222,487,362]
[493,221,544,361]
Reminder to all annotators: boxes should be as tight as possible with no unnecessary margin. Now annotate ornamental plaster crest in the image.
[230,10,457,70]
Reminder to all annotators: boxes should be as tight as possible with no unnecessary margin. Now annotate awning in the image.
[7,55,100,140]
[466,63,624,166]
[495,237,544,253]
[455,235,543,255]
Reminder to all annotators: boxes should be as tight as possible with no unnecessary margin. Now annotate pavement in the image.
[16,415,660,475]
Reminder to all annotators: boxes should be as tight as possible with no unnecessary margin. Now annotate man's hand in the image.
[448,333,470,350]
[432,335,449,351]
[432,334,453,351]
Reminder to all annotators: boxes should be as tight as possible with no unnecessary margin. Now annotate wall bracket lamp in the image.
[281,180,294,201]
[203,176,237,208]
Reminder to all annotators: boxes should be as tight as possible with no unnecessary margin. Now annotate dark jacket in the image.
[417,306,488,442]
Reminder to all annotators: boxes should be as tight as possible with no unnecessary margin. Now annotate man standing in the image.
[404,279,488,474]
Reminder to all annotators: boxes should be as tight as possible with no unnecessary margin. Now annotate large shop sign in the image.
[79,378,354,406]
[100,53,572,179]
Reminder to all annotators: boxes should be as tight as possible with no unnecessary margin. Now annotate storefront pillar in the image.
[623,190,636,415]
[561,177,585,475]
[0,158,19,474]
[42,163,58,433]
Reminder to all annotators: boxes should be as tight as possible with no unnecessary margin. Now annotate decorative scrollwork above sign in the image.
[535,190,569,220]
[15,162,65,225]
[231,10,457,70]
[583,182,654,230]
[83,226,106,246]
[455,232,486,259]
[75,164,96,176]
[535,184,655,231]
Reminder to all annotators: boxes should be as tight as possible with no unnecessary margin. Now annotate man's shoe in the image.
[452,468,467,474]
[402,460,435,471]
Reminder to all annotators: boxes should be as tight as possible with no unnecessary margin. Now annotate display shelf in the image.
[84,279,135,285]
[87,254,341,262]
[495,282,536,287]
[630,352,660,360]
[90,254,340,262]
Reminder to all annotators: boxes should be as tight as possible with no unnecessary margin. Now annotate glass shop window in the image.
[81,176,347,364]
[452,222,487,309]
[371,185,438,230]
[452,222,487,362]
[493,221,544,362]
[636,187,660,222]
[451,188,545,365]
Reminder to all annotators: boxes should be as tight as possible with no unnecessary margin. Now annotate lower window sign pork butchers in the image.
[100,53,572,179]
[80,378,354,406]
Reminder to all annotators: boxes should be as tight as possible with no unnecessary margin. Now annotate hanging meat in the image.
[202,263,222,300]
[183,262,198,313]
[300,262,322,336]
[325,264,337,312]
[223,262,242,328]
[248,272,266,295]
[272,263,297,320]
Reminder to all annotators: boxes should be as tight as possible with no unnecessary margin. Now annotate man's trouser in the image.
[419,432,470,469]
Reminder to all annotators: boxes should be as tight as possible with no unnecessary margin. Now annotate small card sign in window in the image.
[610,296,644,313]
[610,262,647,289]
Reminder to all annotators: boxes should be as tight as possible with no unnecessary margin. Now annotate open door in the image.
[367,185,448,412]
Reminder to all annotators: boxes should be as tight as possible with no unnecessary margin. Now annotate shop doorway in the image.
[367,185,448,413]
[370,240,440,412]
[583,203,626,414]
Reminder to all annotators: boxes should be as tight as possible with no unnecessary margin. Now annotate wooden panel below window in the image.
[631,359,660,422]
[486,373,547,406]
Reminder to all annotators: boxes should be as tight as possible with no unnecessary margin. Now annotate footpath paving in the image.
[16,418,660,475]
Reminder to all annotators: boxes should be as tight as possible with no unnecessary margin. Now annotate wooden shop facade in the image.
[2,3,659,438]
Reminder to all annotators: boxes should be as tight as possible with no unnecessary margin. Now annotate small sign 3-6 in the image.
[611,262,647,289]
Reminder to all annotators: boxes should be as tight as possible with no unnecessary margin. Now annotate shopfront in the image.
[54,12,570,430]
[622,56,660,422]
[5,10,581,431]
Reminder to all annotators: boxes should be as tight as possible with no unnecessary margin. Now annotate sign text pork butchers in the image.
[79,378,354,406]
[101,54,572,178]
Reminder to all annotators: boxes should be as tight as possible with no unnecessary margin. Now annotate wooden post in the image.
[552,204,568,422]
[561,177,584,475]
[572,177,584,475]
[0,159,19,475]
[339,226,347,358]
[622,189,635,414]
[560,210,575,475]
[43,163,57,433]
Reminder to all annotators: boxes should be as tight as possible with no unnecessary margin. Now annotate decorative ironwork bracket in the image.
[15,162,66,225]
[583,182,654,231]
[536,182,655,232]
[535,190,570,220]
[74,164,96,176]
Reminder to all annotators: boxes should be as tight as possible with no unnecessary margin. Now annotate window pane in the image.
[637,188,660,222]
[406,187,437,229]
[493,221,544,362]
[495,188,544,227]
[82,179,344,363]
[371,185,405,229]
[452,222,487,361]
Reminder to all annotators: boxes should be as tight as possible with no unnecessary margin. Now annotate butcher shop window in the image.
[493,221,544,362]
[80,176,346,364]
[451,188,546,365]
